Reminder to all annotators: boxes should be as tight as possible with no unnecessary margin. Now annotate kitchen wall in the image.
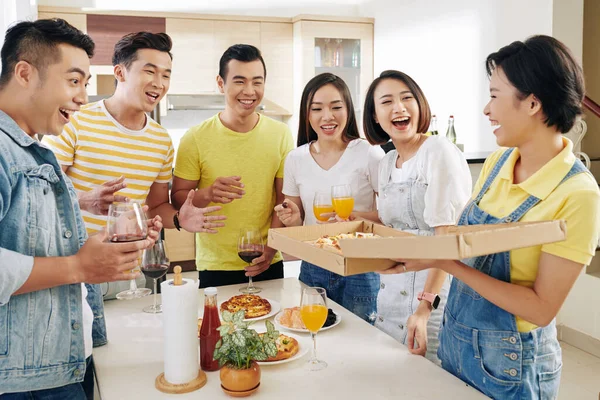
[0,0,37,56]
[360,0,553,153]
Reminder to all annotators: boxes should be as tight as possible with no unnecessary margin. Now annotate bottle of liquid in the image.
[428,115,439,136]
[446,115,457,144]
[199,287,221,371]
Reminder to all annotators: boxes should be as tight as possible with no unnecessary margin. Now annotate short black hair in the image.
[298,73,360,147]
[486,35,585,133]
[363,70,431,145]
[112,32,173,68]
[0,18,94,88]
[218,44,266,81]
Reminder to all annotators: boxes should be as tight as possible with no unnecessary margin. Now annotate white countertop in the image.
[94,278,488,399]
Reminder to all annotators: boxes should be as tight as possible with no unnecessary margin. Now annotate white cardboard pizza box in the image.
[268,220,566,277]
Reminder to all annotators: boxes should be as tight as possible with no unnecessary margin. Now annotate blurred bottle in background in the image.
[446,115,456,144]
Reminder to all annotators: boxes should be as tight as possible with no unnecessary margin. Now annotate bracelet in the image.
[173,211,181,231]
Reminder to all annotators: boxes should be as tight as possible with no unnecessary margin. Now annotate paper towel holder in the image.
[155,369,207,394]
[155,265,207,394]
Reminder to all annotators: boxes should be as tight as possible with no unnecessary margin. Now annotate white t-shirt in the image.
[381,136,472,227]
[82,283,94,358]
[283,138,384,226]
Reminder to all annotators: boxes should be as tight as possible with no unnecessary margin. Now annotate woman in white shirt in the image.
[274,73,384,322]
[362,70,472,362]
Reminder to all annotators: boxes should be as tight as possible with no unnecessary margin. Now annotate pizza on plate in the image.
[260,333,299,362]
[220,294,272,319]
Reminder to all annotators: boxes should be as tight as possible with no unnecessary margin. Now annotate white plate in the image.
[256,332,310,366]
[218,298,281,322]
[273,309,342,334]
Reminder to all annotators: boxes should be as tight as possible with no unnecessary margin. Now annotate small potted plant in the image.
[213,310,279,396]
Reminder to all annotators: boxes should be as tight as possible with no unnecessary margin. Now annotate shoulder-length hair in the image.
[363,70,431,145]
[297,73,360,147]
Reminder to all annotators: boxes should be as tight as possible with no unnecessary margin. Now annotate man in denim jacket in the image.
[0,19,160,398]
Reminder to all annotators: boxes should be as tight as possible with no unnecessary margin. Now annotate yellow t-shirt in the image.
[174,113,294,271]
[472,137,600,332]
[43,100,174,234]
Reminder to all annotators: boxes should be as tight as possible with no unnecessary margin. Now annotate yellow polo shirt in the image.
[174,113,293,271]
[473,137,600,332]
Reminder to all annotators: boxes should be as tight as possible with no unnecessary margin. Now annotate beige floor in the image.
[559,342,600,399]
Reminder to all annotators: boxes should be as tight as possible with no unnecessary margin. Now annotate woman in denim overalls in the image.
[388,36,600,399]
[360,70,472,363]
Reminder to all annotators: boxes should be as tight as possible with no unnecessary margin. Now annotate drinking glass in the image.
[331,184,354,220]
[300,287,328,371]
[313,192,334,222]
[237,228,264,294]
[106,202,151,300]
[141,239,169,313]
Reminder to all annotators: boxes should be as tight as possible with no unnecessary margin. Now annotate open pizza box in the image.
[268,219,567,276]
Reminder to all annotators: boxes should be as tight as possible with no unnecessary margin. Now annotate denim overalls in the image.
[376,152,450,363]
[439,148,587,399]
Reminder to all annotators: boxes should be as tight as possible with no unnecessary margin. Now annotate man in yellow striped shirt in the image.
[45,32,225,236]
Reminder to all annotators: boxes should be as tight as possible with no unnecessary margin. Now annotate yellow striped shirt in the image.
[43,100,174,234]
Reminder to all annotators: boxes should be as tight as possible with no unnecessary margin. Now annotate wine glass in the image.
[141,239,169,313]
[300,287,328,371]
[313,192,334,222]
[331,184,355,220]
[106,202,152,300]
[237,228,264,294]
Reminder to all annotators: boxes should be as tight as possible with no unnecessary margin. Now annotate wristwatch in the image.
[417,291,441,310]
[173,211,182,231]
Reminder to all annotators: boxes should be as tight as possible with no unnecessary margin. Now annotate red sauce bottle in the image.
[199,287,221,371]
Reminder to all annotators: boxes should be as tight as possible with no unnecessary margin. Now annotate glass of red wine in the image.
[107,201,152,300]
[238,228,264,294]
[141,239,169,313]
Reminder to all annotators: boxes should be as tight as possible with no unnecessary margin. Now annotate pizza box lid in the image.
[268,220,566,276]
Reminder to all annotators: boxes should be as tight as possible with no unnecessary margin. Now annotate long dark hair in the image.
[297,73,360,147]
[363,70,431,145]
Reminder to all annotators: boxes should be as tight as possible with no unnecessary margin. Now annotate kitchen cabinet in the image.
[291,17,374,140]
[163,228,196,263]
[166,18,217,94]
[260,22,294,114]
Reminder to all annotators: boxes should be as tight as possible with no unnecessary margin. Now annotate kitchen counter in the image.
[463,151,492,164]
[94,278,488,399]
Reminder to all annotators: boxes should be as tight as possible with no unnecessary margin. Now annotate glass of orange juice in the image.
[331,184,354,220]
[313,192,334,222]
[300,287,328,371]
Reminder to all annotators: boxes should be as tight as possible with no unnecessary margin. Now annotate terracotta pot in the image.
[220,361,261,394]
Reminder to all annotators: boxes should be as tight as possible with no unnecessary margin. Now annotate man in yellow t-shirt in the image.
[172,44,293,289]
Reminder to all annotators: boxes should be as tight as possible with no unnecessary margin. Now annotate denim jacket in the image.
[0,111,106,392]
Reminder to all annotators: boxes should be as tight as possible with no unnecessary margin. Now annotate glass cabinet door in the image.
[314,38,362,113]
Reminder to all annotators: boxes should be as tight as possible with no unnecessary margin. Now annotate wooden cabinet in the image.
[163,228,196,263]
[166,18,217,94]
[260,22,294,114]
[37,11,87,32]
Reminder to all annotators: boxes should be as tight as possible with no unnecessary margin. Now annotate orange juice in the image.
[332,197,354,219]
[313,204,334,221]
[300,304,328,333]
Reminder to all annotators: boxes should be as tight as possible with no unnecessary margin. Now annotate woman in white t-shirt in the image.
[362,70,472,363]
[274,73,384,323]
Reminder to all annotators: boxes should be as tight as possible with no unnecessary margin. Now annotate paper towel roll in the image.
[161,278,199,384]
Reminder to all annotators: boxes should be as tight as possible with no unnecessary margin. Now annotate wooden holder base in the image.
[155,370,207,394]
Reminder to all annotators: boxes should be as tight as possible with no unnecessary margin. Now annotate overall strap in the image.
[473,148,515,204]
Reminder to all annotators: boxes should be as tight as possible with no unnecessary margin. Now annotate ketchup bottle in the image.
[199,287,221,371]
